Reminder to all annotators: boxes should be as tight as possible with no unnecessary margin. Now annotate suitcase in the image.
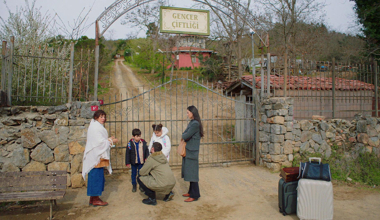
[278,178,298,216]
[297,179,334,220]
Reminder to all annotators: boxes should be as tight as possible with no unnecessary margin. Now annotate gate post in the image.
[7,36,14,106]
[94,20,99,101]
[375,60,378,117]
[1,41,6,91]
[68,42,74,103]
[332,58,336,118]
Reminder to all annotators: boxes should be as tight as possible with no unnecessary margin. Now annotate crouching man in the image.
[137,142,176,205]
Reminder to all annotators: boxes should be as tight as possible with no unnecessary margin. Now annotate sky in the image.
[0,0,359,40]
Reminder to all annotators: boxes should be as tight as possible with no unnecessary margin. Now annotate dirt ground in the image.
[1,163,380,220]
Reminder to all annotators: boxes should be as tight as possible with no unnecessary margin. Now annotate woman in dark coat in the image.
[181,105,204,202]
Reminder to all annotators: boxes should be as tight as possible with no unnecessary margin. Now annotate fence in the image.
[224,57,379,120]
[0,36,94,106]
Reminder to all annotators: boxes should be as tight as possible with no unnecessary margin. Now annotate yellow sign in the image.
[160,6,210,36]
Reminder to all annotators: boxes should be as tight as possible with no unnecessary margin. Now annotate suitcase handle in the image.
[309,157,321,164]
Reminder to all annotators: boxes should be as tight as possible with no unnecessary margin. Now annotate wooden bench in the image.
[0,171,67,220]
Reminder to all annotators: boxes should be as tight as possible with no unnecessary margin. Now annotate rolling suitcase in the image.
[297,179,334,220]
[278,178,298,216]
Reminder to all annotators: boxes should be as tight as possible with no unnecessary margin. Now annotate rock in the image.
[367,127,378,137]
[69,119,86,126]
[1,162,20,172]
[283,140,293,154]
[320,131,326,140]
[269,143,281,155]
[263,124,271,133]
[288,106,294,116]
[357,133,369,144]
[270,135,285,143]
[259,132,269,142]
[271,124,287,134]
[288,154,294,162]
[285,116,293,121]
[285,132,294,140]
[55,105,68,112]
[67,174,72,187]
[45,114,57,120]
[54,145,70,162]
[58,126,70,144]
[320,122,329,131]
[325,145,332,158]
[282,161,293,168]
[48,162,70,172]
[299,120,312,131]
[20,129,41,148]
[71,154,83,174]
[266,162,281,172]
[366,117,377,128]
[357,120,367,133]
[81,101,100,119]
[30,143,54,164]
[261,143,269,153]
[22,161,46,171]
[292,129,301,137]
[1,118,18,126]
[68,126,87,140]
[264,105,272,110]
[273,103,285,110]
[268,116,285,124]
[312,115,326,120]
[38,130,59,149]
[312,133,323,144]
[369,137,380,147]
[300,142,310,154]
[261,114,268,123]
[8,144,30,168]
[54,112,69,126]
[71,173,84,188]
[349,137,356,143]
[69,141,86,155]
[366,146,373,153]
[272,155,287,162]
[301,131,313,143]
[376,124,380,133]
[326,132,335,139]
[347,177,352,181]
[320,141,329,151]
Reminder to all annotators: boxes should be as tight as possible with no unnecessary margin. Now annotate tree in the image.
[352,0,380,58]
[257,0,325,72]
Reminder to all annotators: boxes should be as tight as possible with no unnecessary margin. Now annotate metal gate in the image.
[101,77,256,168]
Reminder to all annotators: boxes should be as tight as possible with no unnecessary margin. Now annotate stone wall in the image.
[258,97,380,171]
[0,101,100,188]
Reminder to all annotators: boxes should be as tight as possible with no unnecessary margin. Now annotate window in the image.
[176,55,179,60]
[191,55,197,63]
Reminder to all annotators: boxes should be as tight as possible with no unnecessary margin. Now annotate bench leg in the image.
[50,200,53,220]
[54,200,57,206]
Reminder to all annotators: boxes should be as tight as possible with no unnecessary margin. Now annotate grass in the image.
[293,145,380,186]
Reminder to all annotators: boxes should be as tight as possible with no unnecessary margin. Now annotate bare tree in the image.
[257,0,325,72]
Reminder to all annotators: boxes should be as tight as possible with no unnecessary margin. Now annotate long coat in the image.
[139,151,176,195]
[181,119,201,182]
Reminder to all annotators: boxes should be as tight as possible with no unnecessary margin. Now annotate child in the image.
[125,128,149,192]
[148,124,171,162]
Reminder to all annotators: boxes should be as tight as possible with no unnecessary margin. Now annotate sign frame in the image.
[160,6,210,36]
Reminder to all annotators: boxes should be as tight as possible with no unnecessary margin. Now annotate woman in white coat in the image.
[148,124,171,162]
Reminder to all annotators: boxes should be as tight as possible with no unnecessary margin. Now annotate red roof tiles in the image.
[238,75,375,91]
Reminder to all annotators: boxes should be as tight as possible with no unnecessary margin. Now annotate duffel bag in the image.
[298,157,331,181]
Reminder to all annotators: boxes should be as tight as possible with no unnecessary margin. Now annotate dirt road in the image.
[1,164,379,220]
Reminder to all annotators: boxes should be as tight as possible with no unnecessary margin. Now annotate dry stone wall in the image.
[0,101,100,188]
[259,97,380,171]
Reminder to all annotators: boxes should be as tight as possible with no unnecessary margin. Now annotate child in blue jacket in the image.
[125,128,149,192]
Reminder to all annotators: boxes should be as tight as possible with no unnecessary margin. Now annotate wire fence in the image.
[0,37,94,106]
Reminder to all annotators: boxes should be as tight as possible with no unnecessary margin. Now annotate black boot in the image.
[132,184,137,193]
[139,185,144,192]
[142,197,157,206]
[163,191,174,202]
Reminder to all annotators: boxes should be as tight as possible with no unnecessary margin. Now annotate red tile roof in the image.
[170,47,214,52]
[228,75,375,91]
